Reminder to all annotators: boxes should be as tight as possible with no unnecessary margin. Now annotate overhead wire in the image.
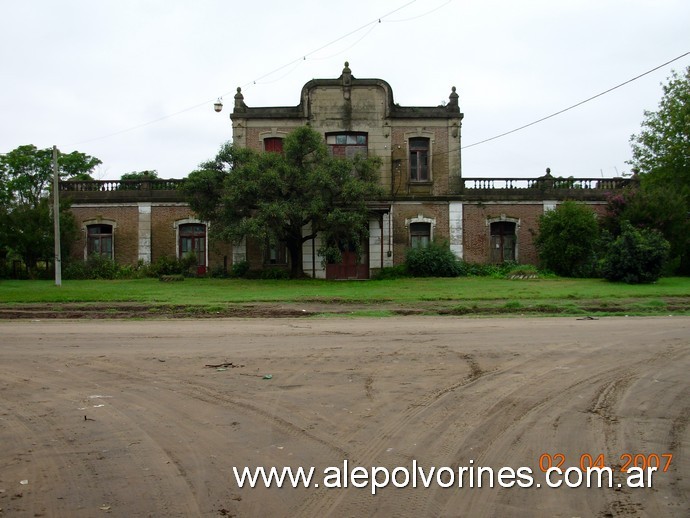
[68,0,428,147]
[461,50,690,150]
[68,2,686,160]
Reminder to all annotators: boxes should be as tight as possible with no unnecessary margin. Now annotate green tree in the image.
[600,222,670,284]
[0,145,101,205]
[535,201,600,277]
[0,145,101,276]
[120,170,158,181]
[604,184,690,273]
[184,126,382,278]
[628,67,690,272]
[629,66,690,189]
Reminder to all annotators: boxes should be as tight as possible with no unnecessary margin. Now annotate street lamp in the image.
[213,98,223,113]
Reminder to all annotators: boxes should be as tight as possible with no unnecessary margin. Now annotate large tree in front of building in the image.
[0,145,101,276]
[627,66,690,273]
[184,126,382,278]
[629,66,689,188]
[535,201,600,277]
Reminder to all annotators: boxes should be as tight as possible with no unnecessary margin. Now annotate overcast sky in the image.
[2,0,689,180]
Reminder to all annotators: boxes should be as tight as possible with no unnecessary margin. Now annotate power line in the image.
[68,0,434,147]
[236,0,418,90]
[462,51,690,150]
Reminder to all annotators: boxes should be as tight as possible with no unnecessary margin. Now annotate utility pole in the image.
[52,145,62,286]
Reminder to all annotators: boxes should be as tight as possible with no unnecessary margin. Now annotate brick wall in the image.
[390,126,453,197]
[462,201,607,265]
[150,206,189,261]
[70,205,140,264]
[391,202,449,265]
[462,203,542,264]
[69,203,235,272]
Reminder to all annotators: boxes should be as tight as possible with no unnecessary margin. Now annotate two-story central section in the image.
[230,62,463,279]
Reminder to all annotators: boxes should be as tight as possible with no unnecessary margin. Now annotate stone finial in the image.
[234,87,247,112]
[341,61,352,86]
[341,61,352,101]
[544,167,552,177]
[448,86,459,107]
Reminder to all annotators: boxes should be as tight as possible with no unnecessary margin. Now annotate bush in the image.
[243,267,291,280]
[63,260,88,280]
[210,265,230,278]
[64,254,120,280]
[535,201,600,277]
[405,242,463,277]
[600,222,670,283]
[230,260,250,278]
[259,267,291,280]
[372,264,410,280]
[145,255,197,277]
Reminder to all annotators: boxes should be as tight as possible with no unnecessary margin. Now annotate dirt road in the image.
[0,317,688,517]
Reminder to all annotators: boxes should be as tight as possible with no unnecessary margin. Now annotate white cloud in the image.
[1,0,688,179]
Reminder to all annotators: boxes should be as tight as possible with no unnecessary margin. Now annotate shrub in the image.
[242,267,290,280]
[460,261,535,278]
[600,222,670,283]
[405,242,463,277]
[230,260,250,278]
[63,260,88,280]
[146,255,197,277]
[64,254,120,280]
[535,201,600,277]
[259,267,291,280]
[210,265,230,278]
[372,264,410,280]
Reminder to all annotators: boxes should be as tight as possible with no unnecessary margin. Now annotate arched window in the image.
[87,224,113,259]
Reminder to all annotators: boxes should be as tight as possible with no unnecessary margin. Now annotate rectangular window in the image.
[410,222,431,248]
[326,132,368,159]
[87,224,113,259]
[264,237,287,265]
[409,137,430,181]
[263,137,284,153]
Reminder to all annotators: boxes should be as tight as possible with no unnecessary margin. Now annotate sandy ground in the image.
[0,316,688,518]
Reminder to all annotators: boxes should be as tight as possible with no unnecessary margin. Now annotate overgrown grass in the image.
[1,277,689,305]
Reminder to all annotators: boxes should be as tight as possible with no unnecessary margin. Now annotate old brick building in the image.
[62,63,630,278]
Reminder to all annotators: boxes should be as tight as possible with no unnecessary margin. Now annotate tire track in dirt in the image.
[78,354,349,460]
[295,352,497,516]
[2,318,687,517]
[79,355,352,515]
[586,347,687,518]
[439,345,686,518]
[398,361,635,518]
[0,367,107,516]
[319,344,684,518]
[0,364,205,517]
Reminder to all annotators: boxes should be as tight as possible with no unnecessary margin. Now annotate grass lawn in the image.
[1,277,689,317]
